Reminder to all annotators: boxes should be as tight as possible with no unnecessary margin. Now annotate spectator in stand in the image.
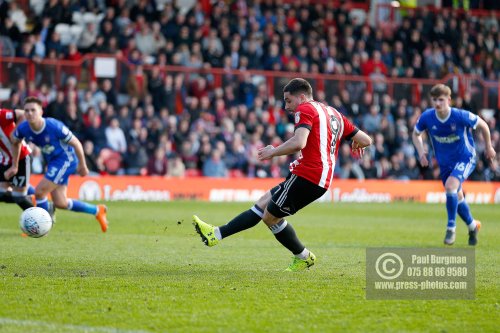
[123,142,148,175]
[361,50,388,76]
[78,22,98,53]
[167,154,186,177]
[34,83,55,108]
[362,105,382,134]
[83,140,104,175]
[127,65,148,100]
[405,156,421,180]
[147,146,168,176]
[387,153,409,180]
[202,148,228,178]
[63,103,84,136]
[0,17,22,50]
[45,90,66,120]
[360,154,378,179]
[135,21,156,57]
[101,79,117,107]
[105,117,127,154]
[84,112,107,152]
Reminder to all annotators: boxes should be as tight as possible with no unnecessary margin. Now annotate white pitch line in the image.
[0,317,153,333]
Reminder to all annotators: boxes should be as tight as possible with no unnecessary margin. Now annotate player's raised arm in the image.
[258,127,309,161]
[412,128,429,167]
[68,136,89,177]
[475,117,497,161]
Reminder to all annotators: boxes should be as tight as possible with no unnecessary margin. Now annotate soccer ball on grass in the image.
[19,207,53,238]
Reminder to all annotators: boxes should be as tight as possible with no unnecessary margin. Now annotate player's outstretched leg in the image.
[0,189,37,211]
[192,206,262,247]
[468,220,481,246]
[66,199,108,232]
[192,215,219,247]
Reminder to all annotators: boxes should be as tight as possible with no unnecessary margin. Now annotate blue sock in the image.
[457,199,474,225]
[36,198,49,211]
[67,199,98,215]
[27,185,35,195]
[446,192,458,229]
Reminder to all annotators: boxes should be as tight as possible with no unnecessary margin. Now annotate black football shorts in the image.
[0,156,30,188]
[267,173,327,218]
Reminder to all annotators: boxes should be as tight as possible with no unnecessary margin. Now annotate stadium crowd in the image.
[0,0,499,181]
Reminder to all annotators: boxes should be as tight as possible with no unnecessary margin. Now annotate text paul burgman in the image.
[412,255,467,265]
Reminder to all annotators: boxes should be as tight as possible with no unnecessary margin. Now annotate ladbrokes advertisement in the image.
[30,176,500,204]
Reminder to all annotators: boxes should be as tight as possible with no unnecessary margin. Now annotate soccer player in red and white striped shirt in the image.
[193,78,372,271]
[0,108,36,210]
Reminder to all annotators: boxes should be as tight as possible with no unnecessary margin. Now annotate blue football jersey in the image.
[14,118,76,164]
[415,107,478,168]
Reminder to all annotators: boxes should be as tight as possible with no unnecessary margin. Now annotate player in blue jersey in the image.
[412,84,496,245]
[5,97,108,232]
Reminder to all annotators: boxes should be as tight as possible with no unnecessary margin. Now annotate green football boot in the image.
[192,215,219,247]
[284,251,316,272]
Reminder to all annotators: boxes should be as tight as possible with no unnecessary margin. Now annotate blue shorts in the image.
[45,159,77,185]
[440,157,476,186]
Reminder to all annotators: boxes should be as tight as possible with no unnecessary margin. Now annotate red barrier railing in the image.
[0,54,498,109]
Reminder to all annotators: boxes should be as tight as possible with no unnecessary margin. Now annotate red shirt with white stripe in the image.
[0,109,31,166]
[289,100,358,189]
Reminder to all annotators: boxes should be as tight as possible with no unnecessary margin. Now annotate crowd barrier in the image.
[30,175,500,204]
[1,54,499,110]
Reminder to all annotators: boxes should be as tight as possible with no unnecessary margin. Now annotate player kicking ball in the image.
[193,78,372,271]
[412,84,496,246]
[5,97,108,232]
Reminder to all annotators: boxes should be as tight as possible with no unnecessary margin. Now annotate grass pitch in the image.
[0,201,498,333]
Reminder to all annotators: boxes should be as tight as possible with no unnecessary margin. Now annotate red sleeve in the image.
[294,104,315,131]
[0,109,15,126]
[340,112,359,140]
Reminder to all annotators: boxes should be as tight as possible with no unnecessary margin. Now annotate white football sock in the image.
[214,227,222,240]
[296,248,310,260]
[467,221,477,231]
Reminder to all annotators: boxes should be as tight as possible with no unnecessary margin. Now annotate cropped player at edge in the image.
[0,108,37,211]
[193,78,372,271]
[5,97,108,232]
[412,84,496,246]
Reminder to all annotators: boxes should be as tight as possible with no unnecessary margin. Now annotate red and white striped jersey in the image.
[289,100,358,189]
[0,109,31,166]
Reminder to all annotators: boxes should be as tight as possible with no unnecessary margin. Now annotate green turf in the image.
[0,202,498,333]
